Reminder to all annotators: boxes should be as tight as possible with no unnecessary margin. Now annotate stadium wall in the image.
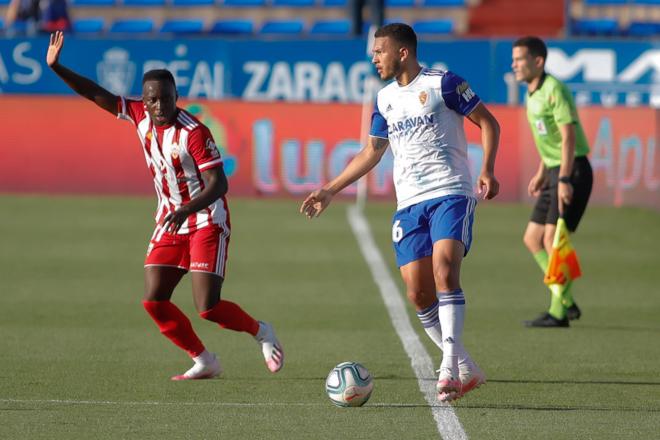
[1,97,657,210]
[0,37,658,107]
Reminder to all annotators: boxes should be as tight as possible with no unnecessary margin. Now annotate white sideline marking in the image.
[347,205,468,440]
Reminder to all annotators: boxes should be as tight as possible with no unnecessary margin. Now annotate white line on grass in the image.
[347,205,468,440]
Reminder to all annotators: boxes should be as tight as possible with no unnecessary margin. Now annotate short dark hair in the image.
[142,69,176,88]
[513,36,547,61]
[375,23,417,55]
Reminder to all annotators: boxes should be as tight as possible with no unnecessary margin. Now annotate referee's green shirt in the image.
[525,74,590,168]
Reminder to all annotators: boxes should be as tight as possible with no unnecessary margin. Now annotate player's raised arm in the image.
[46,31,118,116]
[467,103,500,200]
[300,136,389,218]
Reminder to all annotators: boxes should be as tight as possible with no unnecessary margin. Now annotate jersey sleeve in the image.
[117,97,145,125]
[369,99,388,139]
[188,126,224,172]
[441,71,481,116]
[551,82,578,126]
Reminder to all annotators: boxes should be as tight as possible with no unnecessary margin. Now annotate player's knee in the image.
[523,231,539,252]
[142,288,170,302]
[433,269,460,292]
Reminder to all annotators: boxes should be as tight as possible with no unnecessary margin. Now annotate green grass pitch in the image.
[0,195,658,439]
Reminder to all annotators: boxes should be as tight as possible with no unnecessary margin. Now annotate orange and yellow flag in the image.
[544,218,582,286]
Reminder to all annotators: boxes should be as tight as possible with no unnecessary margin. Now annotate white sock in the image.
[416,297,475,373]
[437,290,466,376]
[416,300,444,351]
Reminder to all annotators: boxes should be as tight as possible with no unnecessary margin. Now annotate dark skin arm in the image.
[162,166,228,233]
[46,31,117,115]
[48,31,223,232]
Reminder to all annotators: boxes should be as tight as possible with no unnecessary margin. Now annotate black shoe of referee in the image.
[524,312,569,328]
[566,302,582,321]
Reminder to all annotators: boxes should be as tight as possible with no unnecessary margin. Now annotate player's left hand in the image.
[558,182,573,215]
[162,206,191,233]
[477,171,500,200]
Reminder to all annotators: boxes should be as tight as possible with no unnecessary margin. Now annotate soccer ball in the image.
[325,362,374,407]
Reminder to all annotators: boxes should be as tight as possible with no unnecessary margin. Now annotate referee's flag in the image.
[544,218,582,285]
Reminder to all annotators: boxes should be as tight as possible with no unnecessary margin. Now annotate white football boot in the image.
[171,352,222,381]
[436,367,462,402]
[255,321,284,373]
[459,362,486,398]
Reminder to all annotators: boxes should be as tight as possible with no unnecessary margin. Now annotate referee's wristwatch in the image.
[558,176,572,184]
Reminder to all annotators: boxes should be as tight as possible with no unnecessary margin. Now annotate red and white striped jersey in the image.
[117,97,230,235]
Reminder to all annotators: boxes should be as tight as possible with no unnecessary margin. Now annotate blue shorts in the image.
[392,195,477,267]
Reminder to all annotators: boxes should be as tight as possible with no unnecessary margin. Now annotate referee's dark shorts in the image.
[530,156,593,232]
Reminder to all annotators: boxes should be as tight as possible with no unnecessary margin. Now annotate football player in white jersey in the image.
[301,23,500,402]
[47,31,283,380]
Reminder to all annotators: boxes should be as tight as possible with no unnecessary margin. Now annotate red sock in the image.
[142,300,205,358]
[200,300,259,336]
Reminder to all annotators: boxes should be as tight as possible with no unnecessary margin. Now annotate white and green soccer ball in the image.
[325,362,374,407]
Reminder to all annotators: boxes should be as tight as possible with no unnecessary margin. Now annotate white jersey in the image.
[118,97,229,235]
[370,68,481,210]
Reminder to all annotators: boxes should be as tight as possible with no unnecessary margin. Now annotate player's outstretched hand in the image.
[300,189,333,219]
[477,171,500,200]
[46,31,64,67]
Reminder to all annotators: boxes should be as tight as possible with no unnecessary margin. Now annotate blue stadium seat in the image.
[422,0,465,5]
[123,0,166,5]
[172,0,215,5]
[160,18,205,34]
[321,0,346,5]
[210,19,254,34]
[72,17,105,33]
[70,0,115,5]
[633,0,660,4]
[572,18,619,36]
[309,19,351,35]
[0,18,4,31]
[385,0,415,7]
[110,18,155,33]
[6,20,29,33]
[583,0,627,4]
[412,19,454,34]
[260,19,305,35]
[361,17,404,33]
[272,0,315,6]
[0,0,9,5]
[627,21,660,36]
[222,0,267,5]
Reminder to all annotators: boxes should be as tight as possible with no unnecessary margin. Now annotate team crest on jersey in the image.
[146,131,152,140]
[419,91,428,105]
[535,119,548,135]
[457,82,476,102]
[205,138,221,158]
[171,143,180,160]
